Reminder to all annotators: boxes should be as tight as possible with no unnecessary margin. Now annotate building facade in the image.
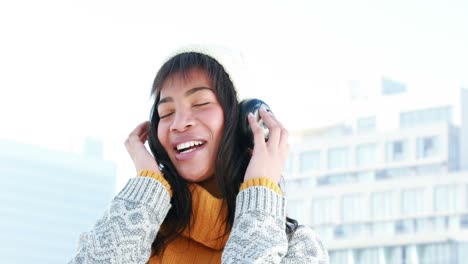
[0,138,116,264]
[285,84,468,264]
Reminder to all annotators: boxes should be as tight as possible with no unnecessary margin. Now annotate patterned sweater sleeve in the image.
[68,177,171,264]
[222,186,329,264]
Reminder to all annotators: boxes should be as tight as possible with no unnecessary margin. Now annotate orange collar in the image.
[180,184,230,250]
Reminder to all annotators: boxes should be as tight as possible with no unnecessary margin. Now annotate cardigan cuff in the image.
[137,169,172,197]
[235,186,286,218]
[117,177,171,220]
[240,178,282,195]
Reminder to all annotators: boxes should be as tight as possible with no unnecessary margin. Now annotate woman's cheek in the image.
[157,123,168,146]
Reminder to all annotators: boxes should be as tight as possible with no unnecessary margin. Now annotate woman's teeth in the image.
[176,141,204,153]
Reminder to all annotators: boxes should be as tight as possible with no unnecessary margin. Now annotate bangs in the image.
[151,52,225,98]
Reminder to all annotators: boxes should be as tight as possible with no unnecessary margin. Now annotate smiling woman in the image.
[156,69,224,191]
[68,46,329,264]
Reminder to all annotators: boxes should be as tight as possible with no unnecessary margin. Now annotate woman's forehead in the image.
[159,68,213,97]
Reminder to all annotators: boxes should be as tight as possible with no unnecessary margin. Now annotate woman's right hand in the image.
[125,121,161,174]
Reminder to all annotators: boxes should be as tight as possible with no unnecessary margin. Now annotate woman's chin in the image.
[179,170,214,183]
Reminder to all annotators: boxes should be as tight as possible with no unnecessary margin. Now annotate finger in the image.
[130,121,150,138]
[258,107,281,146]
[139,129,149,141]
[248,112,267,150]
[140,131,148,143]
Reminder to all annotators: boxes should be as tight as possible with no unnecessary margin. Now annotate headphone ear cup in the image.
[238,98,272,149]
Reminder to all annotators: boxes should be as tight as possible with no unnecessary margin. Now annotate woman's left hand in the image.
[243,107,289,183]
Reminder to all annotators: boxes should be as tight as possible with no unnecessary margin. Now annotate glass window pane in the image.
[328,147,349,169]
[283,154,294,175]
[356,143,377,167]
[434,185,458,213]
[419,243,453,264]
[329,250,349,264]
[356,248,379,264]
[371,191,396,219]
[386,140,408,162]
[312,197,336,225]
[402,188,425,216]
[385,246,403,264]
[416,136,440,159]
[299,151,320,172]
[400,106,452,128]
[342,194,365,221]
[357,116,376,132]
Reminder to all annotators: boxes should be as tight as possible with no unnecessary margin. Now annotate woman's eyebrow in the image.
[158,86,212,107]
[185,86,212,97]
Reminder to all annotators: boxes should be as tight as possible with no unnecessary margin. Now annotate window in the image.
[355,171,375,182]
[416,136,440,159]
[356,116,376,132]
[371,191,397,219]
[287,199,311,224]
[387,167,412,178]
[459,243,468,264]
[311,197,336,225]
[356,143,377,167]
[415,164,443,176]
[466,185,468,210]
[329,250,349,264]
[419,243,453,264]
[402,188,425,216]
[341,223,369,238]
[434,185,459,213]
[373,222,394,237]
[385,247,403,264]
[355,248,379,264]
[377,167,413,180]
[327,147,349,170]
[283,154,294,175]
[299,151,320,172]
[314,226,334,241]
[395,219,415,234]
[416,218,436,233]
[342,193,366,222]
[400,106,452,128]
[382,77,407,95]
[285,178,315,193]
[434,216,450,231]
[323,173,356,185]
[386,140,408,162]
[448,134,460,170]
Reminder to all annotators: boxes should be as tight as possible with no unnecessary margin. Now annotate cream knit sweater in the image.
[68,177,329,263]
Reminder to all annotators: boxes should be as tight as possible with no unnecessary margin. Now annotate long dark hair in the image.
[147,51,297,255]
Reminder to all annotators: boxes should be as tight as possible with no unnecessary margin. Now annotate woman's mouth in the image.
[175,140,206,153]
[173,140,208,161]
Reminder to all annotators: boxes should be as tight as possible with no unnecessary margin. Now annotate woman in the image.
[69,46,329,263]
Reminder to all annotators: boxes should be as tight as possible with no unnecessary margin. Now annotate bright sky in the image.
[1,0,467,191]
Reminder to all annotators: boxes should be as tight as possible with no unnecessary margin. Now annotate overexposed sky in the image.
[1,0,467,191]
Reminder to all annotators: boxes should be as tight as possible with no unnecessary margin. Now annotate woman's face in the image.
[157,67,224,184]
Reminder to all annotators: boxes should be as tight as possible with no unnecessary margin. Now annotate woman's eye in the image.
[159,112,174,119]
[194,102,210,107]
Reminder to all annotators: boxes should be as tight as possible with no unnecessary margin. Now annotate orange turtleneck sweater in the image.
[149,184,228,263]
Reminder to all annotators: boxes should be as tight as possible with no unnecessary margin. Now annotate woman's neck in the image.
[198,176,222,198]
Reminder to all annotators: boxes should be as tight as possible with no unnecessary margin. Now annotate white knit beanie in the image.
[160,44,253,99]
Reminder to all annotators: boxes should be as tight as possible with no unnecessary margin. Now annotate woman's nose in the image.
[170,109,195,132]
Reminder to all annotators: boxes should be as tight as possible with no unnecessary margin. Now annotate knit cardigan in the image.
[68,176,329,263]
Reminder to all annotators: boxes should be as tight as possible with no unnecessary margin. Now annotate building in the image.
[284,82,468,264]
[0,138,116,264]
